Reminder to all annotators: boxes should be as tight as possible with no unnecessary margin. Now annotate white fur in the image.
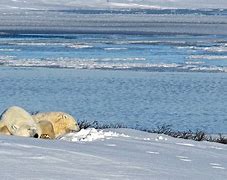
[0,106,41,137]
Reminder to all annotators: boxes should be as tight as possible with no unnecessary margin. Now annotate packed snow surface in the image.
[0,128,226,180]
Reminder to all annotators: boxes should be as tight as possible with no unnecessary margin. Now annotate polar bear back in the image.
[0,106,41,137]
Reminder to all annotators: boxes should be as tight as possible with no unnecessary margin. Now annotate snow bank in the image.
[0,128,226,179]
[60,128,129,142]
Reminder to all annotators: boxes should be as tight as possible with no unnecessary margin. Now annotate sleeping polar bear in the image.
[0,106,80,139]
[32,112,80,138]
[0,106,41,138]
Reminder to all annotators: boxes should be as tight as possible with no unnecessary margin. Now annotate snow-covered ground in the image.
[1,128,226,179]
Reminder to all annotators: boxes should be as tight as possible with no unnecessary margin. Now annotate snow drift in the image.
[0,128,226,179]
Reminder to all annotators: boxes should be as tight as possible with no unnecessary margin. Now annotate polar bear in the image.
[32,112,80,138]
[37,120,55,139]
[0,106,41,138]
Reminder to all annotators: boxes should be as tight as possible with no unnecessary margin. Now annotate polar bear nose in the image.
[33,133,39,138]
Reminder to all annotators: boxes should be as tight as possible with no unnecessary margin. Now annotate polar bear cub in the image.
[0,106,41,138]
[32,112,80,138]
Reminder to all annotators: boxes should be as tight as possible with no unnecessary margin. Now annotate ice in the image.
[189,55,227,60]
[4,57,225,73]
[190,66,227,73]
[0,58,180,70]
[203,47,227,52]
[104,47,128,51]
[0,48,20,52]
[67,44,93,49]
[108,2,164,9]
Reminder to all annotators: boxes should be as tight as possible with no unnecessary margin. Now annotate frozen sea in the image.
[0,7,227,133]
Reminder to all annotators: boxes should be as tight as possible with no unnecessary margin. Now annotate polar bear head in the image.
[61,113,80,133]
[0,106,42,138]
[12,123,42,138]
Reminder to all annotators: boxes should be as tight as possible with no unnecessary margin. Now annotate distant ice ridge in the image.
[66,44,93,49]
[0,48,21,52]
[0,55,16,60]
[104,47,128,51]
[0,58,226,72]
[60,128,129,142]
[203,46,227,53]
[189,55,227,60]
[0,58,176,69]
[190,66,227,72]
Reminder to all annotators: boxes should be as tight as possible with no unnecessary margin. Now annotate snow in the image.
[60,128,129,142]
[0,128,226,179]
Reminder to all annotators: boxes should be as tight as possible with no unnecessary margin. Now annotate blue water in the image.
[0,67,226,133]
[0,11,227,133]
